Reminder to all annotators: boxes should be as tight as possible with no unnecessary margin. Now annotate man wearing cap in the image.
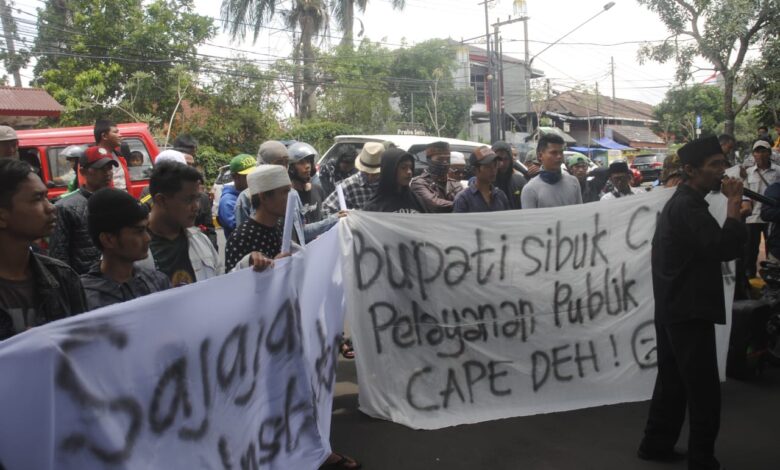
[48,146,119,274]
[520,134,582,209]
[234,141,290,227]
[492,141,527,209]
[80,188,170,310]
[225,165,291,272]
[137,162,222,286]
[0,159,87,340]
[218,154,255,240]
[637,135,745,470]
[321,142,384,216]
[452,146,509,213]
[567,153,603,203]
[94,119,131,192]
[741,140,780,278]
[0,126,19,159]
[410,141,463,213]
[600,161,646,201]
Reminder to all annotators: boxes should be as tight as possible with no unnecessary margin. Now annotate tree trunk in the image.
[722,72,736,136]
[340,1,354,48]
[299,14,316,121]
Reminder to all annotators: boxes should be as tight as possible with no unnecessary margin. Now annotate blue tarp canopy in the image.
[569,146,600,154]
[593,137,633,150]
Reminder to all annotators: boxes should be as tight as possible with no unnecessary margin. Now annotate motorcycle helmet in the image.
[287,142,319,178]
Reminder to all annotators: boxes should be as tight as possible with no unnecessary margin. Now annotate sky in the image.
[193,0,716,106]
[8,0,724,108]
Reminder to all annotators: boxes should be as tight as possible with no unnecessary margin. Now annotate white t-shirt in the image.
[744,164,780,223]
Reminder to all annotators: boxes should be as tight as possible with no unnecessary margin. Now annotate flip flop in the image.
[319,452,362,470]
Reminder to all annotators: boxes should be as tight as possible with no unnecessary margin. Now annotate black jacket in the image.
[80,263,171,311]
[652,184,747,325]
[48,188,100,274]
[496,170,527,209]
[761,182,780,259]
[0,252,87,340]
[364,149,427,213]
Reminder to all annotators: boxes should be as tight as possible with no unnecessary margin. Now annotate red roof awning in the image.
[0,87,64,117]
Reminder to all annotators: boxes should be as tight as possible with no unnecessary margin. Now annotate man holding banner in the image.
[638,136,745,470]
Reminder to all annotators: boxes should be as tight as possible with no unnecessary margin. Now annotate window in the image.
[124,138,153,181]
[44,147,74,187]
[471,70,486,104]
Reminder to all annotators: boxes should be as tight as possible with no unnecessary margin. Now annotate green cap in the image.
[229,154,256,175]
[566,153,589,168]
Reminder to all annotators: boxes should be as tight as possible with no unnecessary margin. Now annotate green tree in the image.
[330,0,404,48]
[389,39,473,138]
[221,0,327,120]
[637,0,777,135]
[32,0,214,127]
[653,84,726,142]
[316,40,397,131]
[178,59,281,155]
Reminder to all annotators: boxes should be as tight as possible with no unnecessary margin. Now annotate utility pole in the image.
[610,56,616,125]
[0,0,21,87]
[479,0,496,143]
[490,15,527,142]
[411,91,414,125]
[523,17,531,133]
[595,82,602,138]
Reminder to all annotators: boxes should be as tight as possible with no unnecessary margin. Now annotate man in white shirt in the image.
[601,161,646,201]
[742,140,780,277]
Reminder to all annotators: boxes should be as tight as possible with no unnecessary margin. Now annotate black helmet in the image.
[287,142,318,178]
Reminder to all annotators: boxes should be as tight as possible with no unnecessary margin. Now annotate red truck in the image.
[17,122,160,199]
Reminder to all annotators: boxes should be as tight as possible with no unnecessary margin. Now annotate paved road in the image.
[330,361,779,470]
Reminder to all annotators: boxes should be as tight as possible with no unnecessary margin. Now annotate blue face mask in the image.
[539,169,562,184]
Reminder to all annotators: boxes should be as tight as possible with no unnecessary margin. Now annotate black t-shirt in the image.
[0,276,36,337]
[225,219,282,272]
[298,184,326,224]
[149,231,196,287]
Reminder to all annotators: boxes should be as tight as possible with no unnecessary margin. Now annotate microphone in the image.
[722,175,780,206]
[743,187,779,207]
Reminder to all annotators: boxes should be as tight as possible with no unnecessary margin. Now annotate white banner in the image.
[0,229,345,469]
[340,188,735,430]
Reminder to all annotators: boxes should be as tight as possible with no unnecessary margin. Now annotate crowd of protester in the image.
[2,118,780,469]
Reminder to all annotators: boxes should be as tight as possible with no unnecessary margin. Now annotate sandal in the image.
[319,452,362,470]
[340,338,355,359]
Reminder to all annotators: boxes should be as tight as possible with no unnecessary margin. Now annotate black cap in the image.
[88,188,149,240]
[491,141,512,154]
[677,136,723,167]
[608,160,631,175]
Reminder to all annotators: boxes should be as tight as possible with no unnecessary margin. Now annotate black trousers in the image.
[639,320,721,470]
[745,223,768,277]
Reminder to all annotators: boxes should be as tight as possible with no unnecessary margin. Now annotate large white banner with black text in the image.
[340,188,734,430]
[0,229,344,470]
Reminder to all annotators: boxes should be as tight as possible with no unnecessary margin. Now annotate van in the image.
[17,122,160,199]
[319,135,494,177]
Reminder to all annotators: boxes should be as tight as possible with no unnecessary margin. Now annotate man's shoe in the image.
[636,448,687,462]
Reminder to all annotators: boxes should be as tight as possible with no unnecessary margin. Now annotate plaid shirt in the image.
[322,172,378,216]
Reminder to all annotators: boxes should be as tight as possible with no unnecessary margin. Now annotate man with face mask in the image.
[410,141,463,213]
[492,141,527,209]
[600,161,646,201]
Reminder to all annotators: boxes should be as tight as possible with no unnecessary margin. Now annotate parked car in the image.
[17,122,160,199]
[319,135,528,177]
[631,153,667,183]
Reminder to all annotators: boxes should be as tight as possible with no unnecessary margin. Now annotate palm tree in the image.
[331,0,405,48]
[221,0,328,120]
